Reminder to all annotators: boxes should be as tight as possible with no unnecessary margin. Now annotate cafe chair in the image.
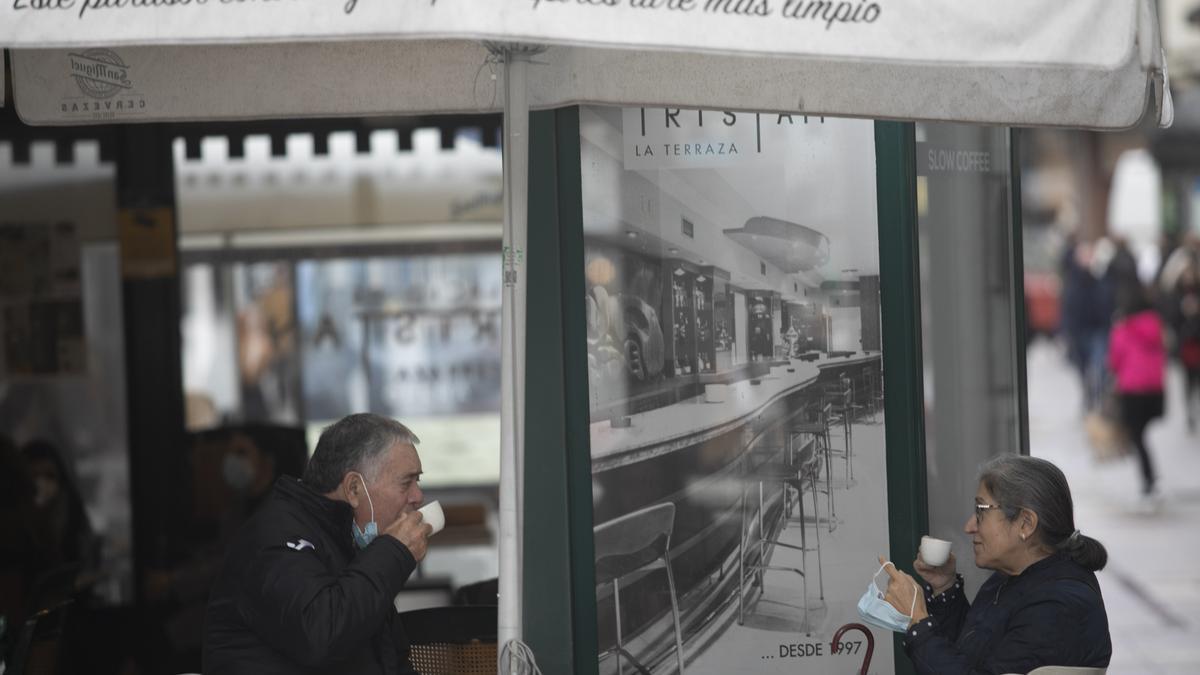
[6,600,73,675]
[593,503,686,675]
[452,577,499,606]
[396,605,497,675]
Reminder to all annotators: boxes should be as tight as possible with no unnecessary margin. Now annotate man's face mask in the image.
[350,473,378,549]
[856,562,918,633]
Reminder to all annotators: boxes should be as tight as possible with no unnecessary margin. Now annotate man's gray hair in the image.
[302,413,420,493]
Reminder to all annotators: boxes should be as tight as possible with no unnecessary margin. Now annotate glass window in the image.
[0,148,134,605]
[176,125,504,489]
[181,250,502,489]
[297,253,501,487]
[916,123,1021,595]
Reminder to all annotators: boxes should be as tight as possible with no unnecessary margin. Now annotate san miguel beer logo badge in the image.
[62,49,147,118]
[69,49,131,99]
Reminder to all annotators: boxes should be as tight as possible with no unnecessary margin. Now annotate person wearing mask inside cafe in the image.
[203,413,431,674]
[868,455,1111,674]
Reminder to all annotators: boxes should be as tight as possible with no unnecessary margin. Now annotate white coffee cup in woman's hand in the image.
[920,535,952,566]
[914,545,957,595]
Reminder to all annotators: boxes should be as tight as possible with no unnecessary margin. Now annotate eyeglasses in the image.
[973,503,1003,524]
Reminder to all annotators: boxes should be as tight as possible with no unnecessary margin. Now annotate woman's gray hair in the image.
[302,413,420,493]
[978,455,1107,572]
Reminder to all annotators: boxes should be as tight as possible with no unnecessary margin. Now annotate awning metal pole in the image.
[497,43,532,672]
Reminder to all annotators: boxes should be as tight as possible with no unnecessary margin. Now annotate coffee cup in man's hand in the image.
[418,501,445,536]
[919,536,952,567]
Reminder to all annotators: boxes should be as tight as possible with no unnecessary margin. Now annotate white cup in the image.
[418,501,445,536]
[920,535,952,566]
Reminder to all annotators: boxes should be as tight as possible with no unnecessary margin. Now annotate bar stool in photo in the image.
[823,378,856,484]
[736,434,822,629]
[789,430,826,600]
[864,366,885,423]
[850,365,873,422]
[593,502,686,675]
[790,399,837,532]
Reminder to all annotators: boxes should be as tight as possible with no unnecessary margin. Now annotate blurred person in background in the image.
[143,425,302,672]
[19,439,102,623]
[1108,285,1167,510]
[22,439,99,573]
[218,430,280,516]
[1105,237,1143,308]
[1060,236,1117,413]
[1164,248,1200,433]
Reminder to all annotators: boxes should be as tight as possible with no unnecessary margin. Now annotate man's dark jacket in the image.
[903,552,1111,675]
[203,476,418,674]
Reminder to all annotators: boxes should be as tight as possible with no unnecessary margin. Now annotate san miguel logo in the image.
[62,48,147,117]
[69,49,132,99]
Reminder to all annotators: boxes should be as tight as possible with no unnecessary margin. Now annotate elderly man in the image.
[203,413,431,674]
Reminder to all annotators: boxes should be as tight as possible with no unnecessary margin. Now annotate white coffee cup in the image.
[418,501,445,536]
[920,535,952,566]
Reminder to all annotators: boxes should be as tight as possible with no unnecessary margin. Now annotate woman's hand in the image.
[878,556,929,625]
[913,552,958,595]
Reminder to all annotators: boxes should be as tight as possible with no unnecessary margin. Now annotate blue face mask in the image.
[856,562,918,633]
[350,473,378,549]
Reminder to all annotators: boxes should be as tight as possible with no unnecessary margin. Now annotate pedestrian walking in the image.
[1108,286,1166,509]
[1060,236,1117,413]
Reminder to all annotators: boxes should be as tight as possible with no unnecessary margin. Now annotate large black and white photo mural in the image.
[581,106,891,674]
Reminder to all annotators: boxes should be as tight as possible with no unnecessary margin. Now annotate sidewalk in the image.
[1027,339,1200,675]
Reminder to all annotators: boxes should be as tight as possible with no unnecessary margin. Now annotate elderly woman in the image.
[879,455,1111,674]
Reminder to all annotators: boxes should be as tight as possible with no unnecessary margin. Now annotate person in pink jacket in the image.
[1108,290,1166,502]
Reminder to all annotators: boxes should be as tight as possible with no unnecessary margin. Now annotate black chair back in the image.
[398,605,497,675]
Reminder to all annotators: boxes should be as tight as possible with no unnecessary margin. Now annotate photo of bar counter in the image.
[580,106,892,674]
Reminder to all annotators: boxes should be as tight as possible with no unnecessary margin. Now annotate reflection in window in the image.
[181,251,502,487]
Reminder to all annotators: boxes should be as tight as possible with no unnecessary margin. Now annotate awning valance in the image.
[2,0,1173,129]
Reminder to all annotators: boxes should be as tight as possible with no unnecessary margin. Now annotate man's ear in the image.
[341,473,362,509]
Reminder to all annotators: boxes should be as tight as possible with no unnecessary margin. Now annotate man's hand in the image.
[385,510,434,561]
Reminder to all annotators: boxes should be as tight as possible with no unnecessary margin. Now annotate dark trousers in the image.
[1069,330,1109,412]
[1120,391,1164,494]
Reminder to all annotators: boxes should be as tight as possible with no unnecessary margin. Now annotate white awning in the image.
[2,0,1172,129]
